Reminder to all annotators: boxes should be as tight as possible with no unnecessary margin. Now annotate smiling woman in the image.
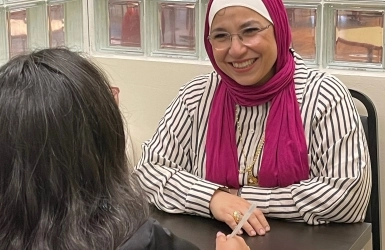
[135,0,371,241]
[208,6,277,86]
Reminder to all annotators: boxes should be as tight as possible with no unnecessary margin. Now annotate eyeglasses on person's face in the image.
[208,24,271,50]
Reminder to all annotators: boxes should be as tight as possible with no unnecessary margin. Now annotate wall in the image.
[94,55,384,248]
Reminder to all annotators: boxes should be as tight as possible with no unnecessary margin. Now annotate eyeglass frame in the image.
[207,24,271,50]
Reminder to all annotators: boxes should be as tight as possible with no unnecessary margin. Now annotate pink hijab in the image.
[205,0,309,188]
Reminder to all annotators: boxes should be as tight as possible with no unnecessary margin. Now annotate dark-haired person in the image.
[0,48,248,250]
[135,0,371,238]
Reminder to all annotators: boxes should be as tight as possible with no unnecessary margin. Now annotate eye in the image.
[242,27,260,36]
[211,32,230,42]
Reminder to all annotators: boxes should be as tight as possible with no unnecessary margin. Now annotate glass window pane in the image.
[335,10,383,64]
[286,7,317,60]
[8,9,27,58]
[49,4,65,47]
[159,2,195,51]
[109,1,141,47]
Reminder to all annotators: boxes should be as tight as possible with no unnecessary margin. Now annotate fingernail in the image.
[238,229,243,235]
[265,226,270,231]
[216,231,224,237]
[250,230,256,236]
[259,229,266,235]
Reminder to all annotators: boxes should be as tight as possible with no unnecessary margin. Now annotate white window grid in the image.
[148,0,199,59]
[1,0,385,72]
[284,3,322,66]
[323,3,385,70]
[0,0,83,64]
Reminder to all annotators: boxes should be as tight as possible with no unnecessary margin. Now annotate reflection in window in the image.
[49,4,65,47]
[109,1,141,47]
[335,10,383,64]
[159,2,195,51]
[8,9,27,58]
[286,8,317,60]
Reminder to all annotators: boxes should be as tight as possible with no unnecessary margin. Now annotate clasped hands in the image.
[209,188,270,237]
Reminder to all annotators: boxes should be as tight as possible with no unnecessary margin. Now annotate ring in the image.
[233,210,243,224]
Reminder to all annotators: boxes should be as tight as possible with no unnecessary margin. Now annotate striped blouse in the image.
[135,52,371,225]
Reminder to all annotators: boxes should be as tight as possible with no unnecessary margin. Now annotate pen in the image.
[228,203,257,238]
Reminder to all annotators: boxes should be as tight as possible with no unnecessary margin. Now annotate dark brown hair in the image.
[0,48,148,249]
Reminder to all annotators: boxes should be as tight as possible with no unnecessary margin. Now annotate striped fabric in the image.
[135,51,371,225]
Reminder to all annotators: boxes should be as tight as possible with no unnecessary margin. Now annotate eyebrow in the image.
[210,20,264,33]
[240,20,263,29]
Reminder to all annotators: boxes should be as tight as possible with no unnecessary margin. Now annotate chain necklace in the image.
[236,108,265,186]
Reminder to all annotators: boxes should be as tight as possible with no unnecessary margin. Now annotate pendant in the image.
[247,174,258,185]
[246,166,258,185]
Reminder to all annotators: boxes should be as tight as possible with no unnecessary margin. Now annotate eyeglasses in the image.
[207,25,271,50]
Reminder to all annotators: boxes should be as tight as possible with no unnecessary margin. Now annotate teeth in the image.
[232,59,255,69]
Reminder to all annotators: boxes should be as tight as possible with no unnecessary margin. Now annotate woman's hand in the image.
[215,231,250,250]
[210,190,270,236]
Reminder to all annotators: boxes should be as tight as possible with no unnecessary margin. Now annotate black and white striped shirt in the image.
[135,52,371,225]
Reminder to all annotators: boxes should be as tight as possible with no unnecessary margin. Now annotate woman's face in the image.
[210,6,277,86]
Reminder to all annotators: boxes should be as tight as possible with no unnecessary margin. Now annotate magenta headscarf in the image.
[205,0,309,188]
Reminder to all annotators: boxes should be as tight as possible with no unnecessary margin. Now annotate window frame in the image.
[92,0,145,55]
[284,2,322,66]
[323,3,385,70]
[148,0,200,59]
[0,0,84,63]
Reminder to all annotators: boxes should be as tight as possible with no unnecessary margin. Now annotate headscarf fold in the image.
[205,0,309,188]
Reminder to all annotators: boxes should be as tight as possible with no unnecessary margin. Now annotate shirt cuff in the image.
[239,186,271,214]
[185,179,222,218]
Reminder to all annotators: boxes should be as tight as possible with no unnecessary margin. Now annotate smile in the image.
[231,59,256,69]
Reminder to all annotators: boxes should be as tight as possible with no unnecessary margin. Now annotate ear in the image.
[111,86,120,106]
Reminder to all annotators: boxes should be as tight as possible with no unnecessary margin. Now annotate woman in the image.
[136,0,371,238]
[0,48,248,250]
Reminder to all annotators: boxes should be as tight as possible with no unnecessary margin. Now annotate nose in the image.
[228,34,247,56]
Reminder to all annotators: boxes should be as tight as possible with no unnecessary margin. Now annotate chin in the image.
[233,77,263,87]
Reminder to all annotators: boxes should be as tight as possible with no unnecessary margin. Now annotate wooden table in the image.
[152,207,372,250]
[336,27,383,63]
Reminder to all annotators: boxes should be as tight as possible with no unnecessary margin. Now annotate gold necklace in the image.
[236,109,265,186]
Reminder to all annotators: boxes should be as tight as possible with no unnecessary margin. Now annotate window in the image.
[109,1,141,48]
[334,10,383,64]
[285,5,319,62]
[49,4,65,47]
[2,0,385,72]
[323,3,385,69]
[94,0,199,58]
[93,0,385,71]
[8,9,27,58]
[158,2,196,51]
[0,0,83,64]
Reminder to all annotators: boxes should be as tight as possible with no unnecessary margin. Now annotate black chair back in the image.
[349,89,381,250]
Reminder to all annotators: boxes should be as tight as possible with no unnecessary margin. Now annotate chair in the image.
[349,89,381,250]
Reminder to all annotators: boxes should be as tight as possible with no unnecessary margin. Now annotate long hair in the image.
[0,48,149,249]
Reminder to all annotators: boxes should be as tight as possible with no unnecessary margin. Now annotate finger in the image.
[246,215,265,236]
[253,209,270,232]
[238,219,258,236]
[224,214,243,235]
[216,231,227,242]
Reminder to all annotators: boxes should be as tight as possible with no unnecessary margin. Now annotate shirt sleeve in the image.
[119,217,200,250]
[239,75,371,225]
[135,75,221,218]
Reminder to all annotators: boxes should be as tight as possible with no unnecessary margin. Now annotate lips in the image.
[231,58,256,69]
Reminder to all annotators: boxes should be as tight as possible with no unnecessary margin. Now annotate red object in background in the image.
[121,7,141,47]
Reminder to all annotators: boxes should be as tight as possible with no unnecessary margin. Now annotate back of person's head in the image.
[0,48,148,250]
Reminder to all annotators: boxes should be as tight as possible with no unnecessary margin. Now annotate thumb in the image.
[216,231,227,241]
